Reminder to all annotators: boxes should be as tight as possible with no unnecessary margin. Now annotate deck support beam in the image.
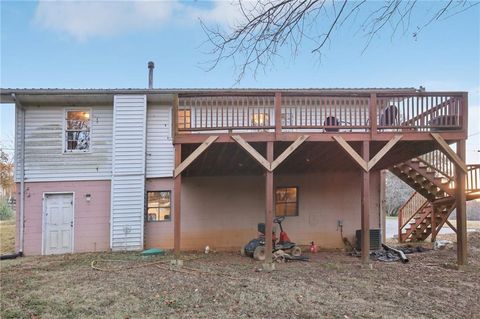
[367,135,402,170]
[333,135,402,171]
[445,219,457,234]
[431,133,468,173]
[264,142,274,268]
[231,135,271,171]
[455,139,467,265]
[271,135,309,170]
[333,136,368,172]
[361,141,370,264]
[173,144,182,256]
[431,207,437,242]
[174,136,218,177]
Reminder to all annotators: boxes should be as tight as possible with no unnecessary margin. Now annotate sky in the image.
[0,0,479,162]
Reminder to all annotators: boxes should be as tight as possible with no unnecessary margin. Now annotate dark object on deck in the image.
[324,116,340,132]
[0,252,23,260]
[382,243,409,263]
[379,105,399,126]
[429,115,460,131]
[355,229,382,251]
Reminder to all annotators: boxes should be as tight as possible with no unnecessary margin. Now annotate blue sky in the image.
[1,0,479,161]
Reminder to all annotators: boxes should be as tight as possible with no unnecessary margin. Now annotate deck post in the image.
[370,93,377,137]
[455,139,467,265]
[380,170,386,244]
[361,141,370,264]
[274,92,282,139]
[264,141,274,268]
[173,144,182,256]
[430,206,437,242]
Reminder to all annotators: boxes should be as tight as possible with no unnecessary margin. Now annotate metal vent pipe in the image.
[148,61,154,89]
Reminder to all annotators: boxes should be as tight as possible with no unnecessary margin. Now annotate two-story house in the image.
[1,87,477,265]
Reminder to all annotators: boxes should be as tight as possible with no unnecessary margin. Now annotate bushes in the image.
[0,199,14,220]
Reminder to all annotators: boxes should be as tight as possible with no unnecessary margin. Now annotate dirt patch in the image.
[1,232,479,319]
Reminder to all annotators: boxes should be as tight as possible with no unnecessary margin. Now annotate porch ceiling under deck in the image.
[179,140,441,177]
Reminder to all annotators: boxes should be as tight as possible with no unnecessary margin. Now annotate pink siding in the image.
[16,180,110,255]
[145,172,381,251]
[16,173,381,255]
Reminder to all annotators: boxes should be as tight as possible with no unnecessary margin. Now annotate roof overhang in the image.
[1,87,449,106]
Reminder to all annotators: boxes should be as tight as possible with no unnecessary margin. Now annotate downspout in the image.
[12,93,24,257]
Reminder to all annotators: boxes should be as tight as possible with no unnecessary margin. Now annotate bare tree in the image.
[201,0,479,82]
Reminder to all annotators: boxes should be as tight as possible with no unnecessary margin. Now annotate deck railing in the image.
[377,94,462,131]
[467,165,480,194]
[418,149,455,184]
[280,95,370,131]
[175,91,467,135]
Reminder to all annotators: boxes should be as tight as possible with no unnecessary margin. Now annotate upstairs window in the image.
[146,191,171,222]
[65,110,90,152]
[275,187,298,217]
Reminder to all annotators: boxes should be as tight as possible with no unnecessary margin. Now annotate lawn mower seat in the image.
[257,223,265,235]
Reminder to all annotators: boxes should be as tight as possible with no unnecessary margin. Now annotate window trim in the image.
[145,190,172,222]
[63,108,93,154]
[275,186,299,217]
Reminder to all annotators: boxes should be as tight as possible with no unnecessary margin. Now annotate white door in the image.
[44,194,74,255]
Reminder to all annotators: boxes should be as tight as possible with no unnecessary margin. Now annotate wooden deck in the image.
[170,89,470,266]
[174,90,468,144]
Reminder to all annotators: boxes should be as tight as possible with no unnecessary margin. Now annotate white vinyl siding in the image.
[110,95,147,251]
[14,105,113,182]
[146,105,174,177]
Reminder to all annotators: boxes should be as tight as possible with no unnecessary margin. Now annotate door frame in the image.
[42,192,75,255]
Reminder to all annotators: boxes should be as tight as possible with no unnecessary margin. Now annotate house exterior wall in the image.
[146,104,174,177]
[110,95,147,251]
[15,180,111,255]
[15,105,113,182]
[145,171,381,251]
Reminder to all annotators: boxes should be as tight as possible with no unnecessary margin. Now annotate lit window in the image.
[275,187,298,217]
[178,110,191,129]
[146,191,171,222]
[65,110,90,152]
[251,113,269,126]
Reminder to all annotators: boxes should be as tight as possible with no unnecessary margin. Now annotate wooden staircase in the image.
[390,150,480,242]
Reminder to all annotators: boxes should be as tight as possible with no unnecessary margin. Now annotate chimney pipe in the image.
[148,61,154,89]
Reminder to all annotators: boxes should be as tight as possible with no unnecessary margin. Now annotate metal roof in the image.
[0,87,465,105]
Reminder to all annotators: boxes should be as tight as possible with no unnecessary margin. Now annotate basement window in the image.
[65,110,90,152]
[275,187,298,217]
[146,191,171,222]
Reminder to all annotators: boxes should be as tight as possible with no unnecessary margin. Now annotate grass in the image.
[386,216,480,229]
[0,220,15,255]
[448,220,480,230]
[1,232,480,318]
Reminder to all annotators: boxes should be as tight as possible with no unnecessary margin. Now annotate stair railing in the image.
[467,165,480,193]
[417,149,454,183]
[398,191,429,240]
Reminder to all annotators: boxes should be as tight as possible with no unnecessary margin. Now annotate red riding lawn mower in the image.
[241,216,305,261]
